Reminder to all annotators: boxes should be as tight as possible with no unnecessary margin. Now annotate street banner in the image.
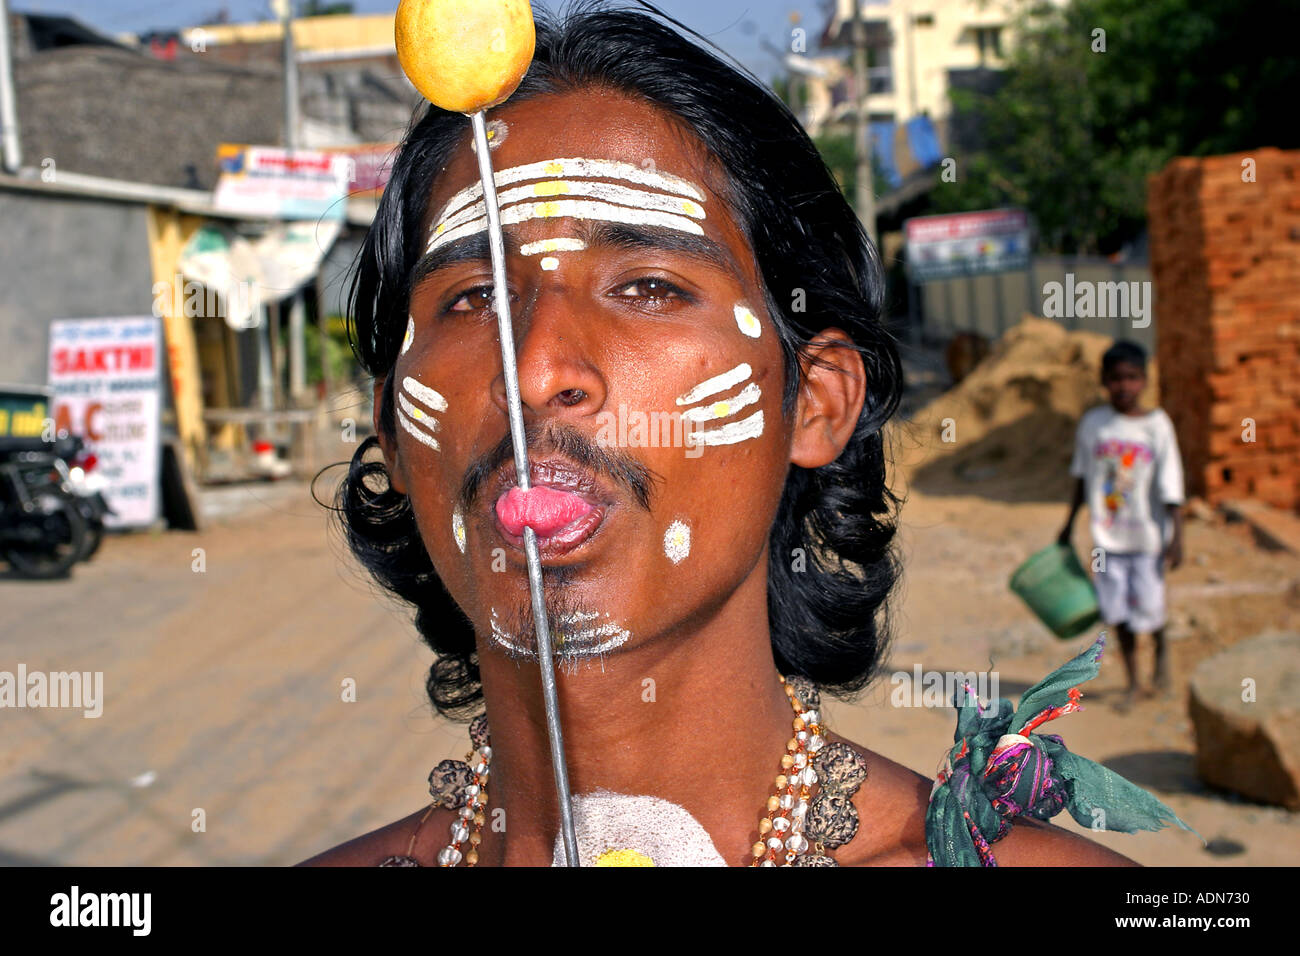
[905,208,1031,283]
[47,318,163,528]
[213,144,352,220]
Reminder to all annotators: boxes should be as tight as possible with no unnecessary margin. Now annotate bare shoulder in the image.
[297,805,447,867]
[828,735,1138,867]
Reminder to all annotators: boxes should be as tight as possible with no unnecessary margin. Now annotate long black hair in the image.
[337,1,903,719]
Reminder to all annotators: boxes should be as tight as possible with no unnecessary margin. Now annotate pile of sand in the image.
[891,317,1158,500]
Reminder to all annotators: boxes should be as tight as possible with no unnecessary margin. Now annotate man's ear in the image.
[790,330,866,469]
[373,375,407,495]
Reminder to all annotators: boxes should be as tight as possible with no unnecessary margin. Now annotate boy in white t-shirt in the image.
[1060,341,1185,707]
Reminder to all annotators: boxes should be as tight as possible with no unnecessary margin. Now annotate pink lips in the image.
[495,485,596,538]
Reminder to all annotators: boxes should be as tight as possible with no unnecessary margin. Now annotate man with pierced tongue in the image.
[304,7,1190,867]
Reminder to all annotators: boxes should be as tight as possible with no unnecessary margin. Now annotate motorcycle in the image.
[54,433,114,561]
[0,438,90,579]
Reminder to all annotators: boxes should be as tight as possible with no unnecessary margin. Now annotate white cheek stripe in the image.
[401,376,448,412]
[435,180,706,236]
[428,200,704,253]
[397,408,440,451]
[397,392,440,430]
[521,238,587,256]
[401,315,414,355]
[691,409,765,447]
[680,382,762,423]
[435,157,706,223]
[676,363,752,406]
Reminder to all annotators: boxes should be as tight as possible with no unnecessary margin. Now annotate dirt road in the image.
[2,477,1296,865]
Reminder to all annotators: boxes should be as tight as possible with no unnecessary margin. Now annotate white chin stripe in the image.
[429,200,704,253]
[434,157,706,224]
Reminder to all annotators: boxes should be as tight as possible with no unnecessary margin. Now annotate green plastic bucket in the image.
[1009,543,1101,639]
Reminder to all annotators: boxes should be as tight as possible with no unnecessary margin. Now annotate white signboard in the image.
[213,144,352,220]
[47,318,162,528]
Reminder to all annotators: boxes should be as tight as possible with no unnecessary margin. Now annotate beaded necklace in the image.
[380,676,867,867]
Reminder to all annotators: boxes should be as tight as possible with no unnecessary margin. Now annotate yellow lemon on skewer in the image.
[395,0,536,114]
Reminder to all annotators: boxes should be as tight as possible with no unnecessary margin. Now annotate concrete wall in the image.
[0,188,156,388]
[917,255,1157,353]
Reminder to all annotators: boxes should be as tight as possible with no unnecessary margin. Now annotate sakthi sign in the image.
[47,318,162,528]
[904,208,1031,283]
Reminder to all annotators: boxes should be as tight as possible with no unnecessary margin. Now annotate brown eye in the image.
[612,277,689,302]
[446,285,514,314]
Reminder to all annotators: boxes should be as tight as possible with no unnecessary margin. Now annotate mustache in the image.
[459,421,658,511]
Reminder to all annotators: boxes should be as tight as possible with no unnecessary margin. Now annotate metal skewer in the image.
[469,109,580,867]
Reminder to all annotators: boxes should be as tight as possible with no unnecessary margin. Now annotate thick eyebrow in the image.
[407,218,739,291]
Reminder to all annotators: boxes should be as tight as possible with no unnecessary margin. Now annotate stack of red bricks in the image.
[1148,147,1300,512]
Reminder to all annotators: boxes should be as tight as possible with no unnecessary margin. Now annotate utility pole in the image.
[851,0,877,246]
[275,0,307,404]
[277,0,299,151]
[0,0,23,174]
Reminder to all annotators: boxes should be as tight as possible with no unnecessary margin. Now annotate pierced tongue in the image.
[496,486,594,538]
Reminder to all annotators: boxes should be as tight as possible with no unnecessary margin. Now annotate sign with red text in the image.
[48,318,162,528]
[904,208,1031,282]
[214,144,352,220]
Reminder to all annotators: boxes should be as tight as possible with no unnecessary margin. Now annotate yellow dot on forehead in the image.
[532,181,568,196]
[537,201,562,217]
[544,161,564,174]
[711,401,730,418]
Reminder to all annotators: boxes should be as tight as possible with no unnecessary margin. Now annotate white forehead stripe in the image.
[735,304,762,338]
[401,376,448,413]
[680,382,762,423]
[676,363,752,406]
[429,200,705,253]
[691,410,765,447]
[435,157,706,224]
[436,181,706,237]
[397,408,440,451]
[521,238,587,256]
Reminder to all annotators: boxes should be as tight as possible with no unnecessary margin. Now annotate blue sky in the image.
[20,0,839,80]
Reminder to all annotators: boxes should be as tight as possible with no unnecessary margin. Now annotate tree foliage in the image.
[933,0,1299,254]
